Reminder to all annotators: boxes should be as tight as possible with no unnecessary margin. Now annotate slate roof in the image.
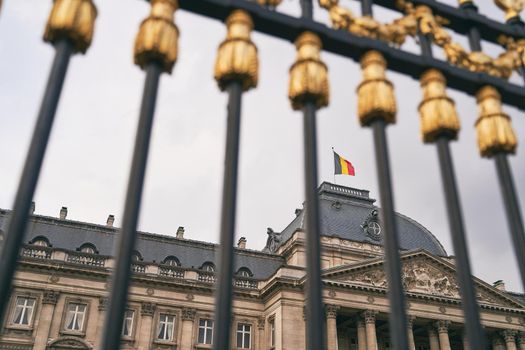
[274,182,447,256]
[0,210,284,280]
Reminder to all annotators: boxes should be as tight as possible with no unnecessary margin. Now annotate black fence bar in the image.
[459,1,525,294]
[436,137,488,349]
[100,63,162,350]
[0,39,73,324]
[494,153,525,290]
[176,0,525,109]
[302,102,326,350]
[213,80,243,350]
[370,119,409,350]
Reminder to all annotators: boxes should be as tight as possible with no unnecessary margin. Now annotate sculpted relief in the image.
[337,257,504,305]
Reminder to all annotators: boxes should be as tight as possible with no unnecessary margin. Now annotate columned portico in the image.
[518,332,525,350]
[180,308,196,350]
[362,310,377,350]
[356,318,367,350]
[436,320,451,350]
[137,302,156,350]
[503,330,518,350]
[407,316,416,350]
[34,290,59,350]
[493,335,506,350]
[326,305,340,350]
[427,325,440,350]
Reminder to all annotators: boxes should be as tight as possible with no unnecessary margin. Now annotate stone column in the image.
[34,290,59,350]
[180,308,196,350]
[326,305,339,350]
[362,310,377,350]
[517,332,525,350]
[462,330,469,350]
[436,320,450,350]
[503,330,518,350]
[257,317,266,350]
[492,335,506,350]
[407,316,416,350]
[356,318,367,350]
[137,302,156,350]
[427,326,440,350]
[94,296,108,342]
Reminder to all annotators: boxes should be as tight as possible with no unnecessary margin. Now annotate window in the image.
[236,323,251,349]
[31,236,50,247]
[131,250,142,262]
[12,296,35,326]
[269,319,275,348]
[64,303,87,331]
[122,309,135,337]
[79,243,97,254]
[198,318,214,344]
[162,256,180,267]
[157,313,176,341]
[201,262,215,272]
[236,267,252,278]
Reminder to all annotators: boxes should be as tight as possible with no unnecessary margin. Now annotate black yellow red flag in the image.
[333,150,355,176]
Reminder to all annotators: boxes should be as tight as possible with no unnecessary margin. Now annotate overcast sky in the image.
[1,0,524,292]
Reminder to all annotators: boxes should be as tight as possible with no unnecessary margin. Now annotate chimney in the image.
[30,202,35,215]
[176,226,185,239]
[106,215,115,227]
[493,280,506,291]
[237,237,247,249]
[59,207,68,220]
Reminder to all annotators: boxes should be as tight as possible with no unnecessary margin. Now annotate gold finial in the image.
[475,86,517,157]
[356,51,396,126]
[257,0,283,7]
[214,10,259,92]
[494,0,524,21]
[134,0,179,74]
[43,0,97,54]
[418,69,460,143]
[458,0,474,5]
[288,32,330,110]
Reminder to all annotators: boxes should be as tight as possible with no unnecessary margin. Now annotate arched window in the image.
[131,251,143,262]
[30,236,50,247]
[236,267,252,278]
[78,243,98,254]
[200,262,215,272]
[162,256,180,267]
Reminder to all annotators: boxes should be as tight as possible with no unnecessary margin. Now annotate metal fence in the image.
[0,0,524,349]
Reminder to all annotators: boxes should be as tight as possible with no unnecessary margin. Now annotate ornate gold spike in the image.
[494,0,525,21]
[418,69,460,143]
[134,0,179,74]
[356,51,396,126]
[288,32,329,110]
[475,86,517,157]
[214,10,258,92]
[458,0,474,5]
[257,0,283,7]
[43,0,97,54]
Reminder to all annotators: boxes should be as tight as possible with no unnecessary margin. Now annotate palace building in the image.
[0,182,524,350]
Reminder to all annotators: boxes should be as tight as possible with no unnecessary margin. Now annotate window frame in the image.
[121,307,138,341]
[5,292,39,331]
[196,317,214,346]
[235,322,252,349]
[153,309,179,345]
[268,315,276,349]
[60,298,90,337]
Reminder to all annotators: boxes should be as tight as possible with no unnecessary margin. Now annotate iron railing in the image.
[0,0,524,350]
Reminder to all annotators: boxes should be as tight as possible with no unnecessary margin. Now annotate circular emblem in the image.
[367,221,382,240]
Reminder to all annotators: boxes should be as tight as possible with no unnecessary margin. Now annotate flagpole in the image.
[332,147,336,184]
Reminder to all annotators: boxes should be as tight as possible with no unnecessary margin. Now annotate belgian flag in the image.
[333,150,355,176]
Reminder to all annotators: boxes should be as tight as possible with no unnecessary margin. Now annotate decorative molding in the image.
[98,296,108,311]
[439,306,447,314]
[506,315,513,323]
[186,293,194,301]
[325,304,339,319]
[502,329,517,343]
[257,317,265,330]
[328,289,336,297]
[181,308,196,321]
[42,290,59,305]
[435,320,450,334]
[146,288,154,296]
[407,315,416,328]
[141,302,156,317]
[362,310,377,324]
[367,296,375,304]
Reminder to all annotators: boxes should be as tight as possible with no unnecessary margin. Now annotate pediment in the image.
[323,250,524,310]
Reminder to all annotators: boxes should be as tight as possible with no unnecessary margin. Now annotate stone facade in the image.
[1,184,524,349]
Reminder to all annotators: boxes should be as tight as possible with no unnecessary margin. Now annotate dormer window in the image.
[236,267,252,278]
[30,236,50,247]
[78,243,97,254]
[131,251,143,262]
[201,262,215,272]
[162,256,180,267]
